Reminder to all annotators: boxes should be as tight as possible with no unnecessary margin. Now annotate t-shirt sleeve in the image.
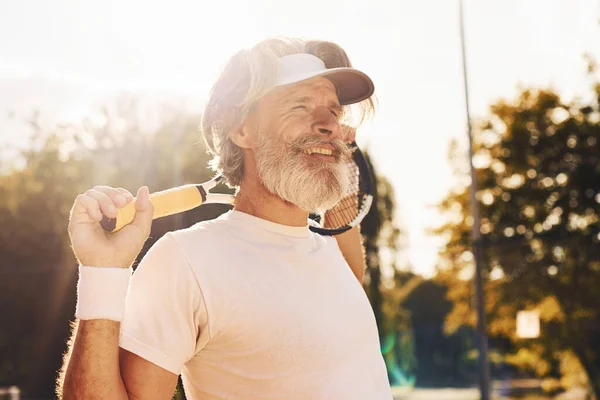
[119,232,210,375]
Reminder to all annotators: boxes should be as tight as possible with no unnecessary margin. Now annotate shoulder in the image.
[311,230,341,251]
[158,215,239,265]
[173,216,227,236]
[135,217,231,273]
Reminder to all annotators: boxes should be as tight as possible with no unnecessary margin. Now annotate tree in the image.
[435,64,600,395]
[360,153,416,386]
[0,96,220,397]
[402,277,477,386]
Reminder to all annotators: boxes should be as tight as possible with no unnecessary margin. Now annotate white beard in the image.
[254,133,350,213]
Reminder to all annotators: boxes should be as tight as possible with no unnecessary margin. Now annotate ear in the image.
[229,124,253,149]
[229,115,258,149]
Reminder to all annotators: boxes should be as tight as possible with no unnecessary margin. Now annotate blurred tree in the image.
[361,153,399,330]
[0,122,93,396]
[402,277,477,386]
[0,96,219,397]
[360,154,416,386]
[434,64,600,396]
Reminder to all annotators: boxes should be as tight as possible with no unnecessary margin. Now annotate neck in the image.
[233,170,309,228]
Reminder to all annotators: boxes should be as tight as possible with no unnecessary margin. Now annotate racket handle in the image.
[100,185,206,233]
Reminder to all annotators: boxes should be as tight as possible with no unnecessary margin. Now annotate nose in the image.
[311,107,342,140]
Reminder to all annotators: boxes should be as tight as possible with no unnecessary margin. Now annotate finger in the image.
[130,186,154,236]
[70,194,104,223]
[78,195,104,222]
[117,188,133,200]
[115,188,134,202]
[85,189,119,218]
[93,186,128,208]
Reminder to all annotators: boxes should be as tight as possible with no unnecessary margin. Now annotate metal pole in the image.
[458,1,491,398]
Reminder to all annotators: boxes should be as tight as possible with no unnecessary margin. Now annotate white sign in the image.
[516,310,540,339]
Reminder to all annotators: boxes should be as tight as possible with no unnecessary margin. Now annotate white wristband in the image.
[75,266,132,322]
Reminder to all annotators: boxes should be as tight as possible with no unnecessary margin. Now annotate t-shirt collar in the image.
[222,210,310,238]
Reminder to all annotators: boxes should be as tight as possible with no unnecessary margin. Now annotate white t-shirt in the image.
[120,210,392,399]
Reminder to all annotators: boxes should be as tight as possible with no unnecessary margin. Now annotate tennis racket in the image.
[100,142,373,236]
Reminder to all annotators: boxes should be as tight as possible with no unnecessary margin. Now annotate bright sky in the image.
[0,0,599,277]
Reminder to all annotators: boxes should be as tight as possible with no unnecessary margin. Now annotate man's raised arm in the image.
[335,225,367,283]
[58,185,177,399]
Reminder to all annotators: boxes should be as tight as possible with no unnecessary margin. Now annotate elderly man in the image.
[59,37,392,399]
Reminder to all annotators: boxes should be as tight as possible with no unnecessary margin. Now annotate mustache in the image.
[288,135,351,160]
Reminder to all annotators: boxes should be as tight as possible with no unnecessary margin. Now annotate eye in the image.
[292,105,307,111]
[331,108,344,119]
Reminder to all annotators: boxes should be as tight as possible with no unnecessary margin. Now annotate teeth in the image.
[304,148,333,155]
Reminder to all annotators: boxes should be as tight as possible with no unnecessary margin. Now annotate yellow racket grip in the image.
[100,185,206,233]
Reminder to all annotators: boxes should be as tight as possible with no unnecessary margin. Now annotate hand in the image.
[68,186,154,269]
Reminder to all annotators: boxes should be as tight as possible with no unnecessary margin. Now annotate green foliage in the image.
[435,65,600,395]
[359,155,416,385]
[0,97,221,396]
[361,152,400,331]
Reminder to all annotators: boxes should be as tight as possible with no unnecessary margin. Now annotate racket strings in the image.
[322,158,363,229]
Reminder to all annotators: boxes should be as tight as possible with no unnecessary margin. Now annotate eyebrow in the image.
[287,96,343,113]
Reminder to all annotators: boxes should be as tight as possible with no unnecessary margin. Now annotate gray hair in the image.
[200,37,375,187]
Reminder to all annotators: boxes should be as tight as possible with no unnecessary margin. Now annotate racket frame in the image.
[308,143,374,236]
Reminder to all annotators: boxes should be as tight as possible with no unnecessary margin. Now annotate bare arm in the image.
[59,320,178,399]
[335,225,366,284]
[59,186,178,399]
[61,320,127,399]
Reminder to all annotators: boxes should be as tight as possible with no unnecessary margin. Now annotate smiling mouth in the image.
[303,147,334,156]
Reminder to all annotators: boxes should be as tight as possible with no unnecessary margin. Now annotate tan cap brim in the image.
[276,53,374,106]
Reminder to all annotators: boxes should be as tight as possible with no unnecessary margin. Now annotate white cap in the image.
[276,53,374,106]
